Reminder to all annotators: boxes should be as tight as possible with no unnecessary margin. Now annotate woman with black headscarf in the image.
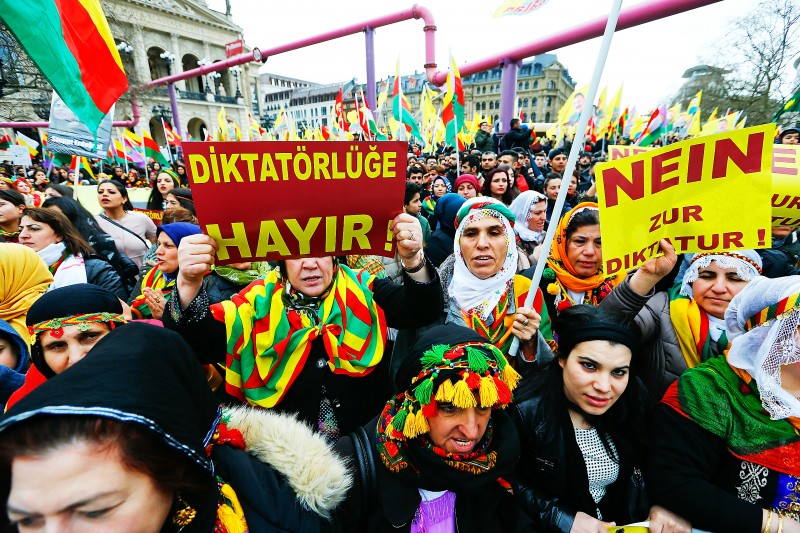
[0,323,350,532]
[334,324,533,532]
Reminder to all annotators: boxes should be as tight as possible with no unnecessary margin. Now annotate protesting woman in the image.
[455,174,480,200]
[648,276,800,533]
[539,203,624,318]
[165,187,195,216]
[437,197,553,360]
[0,189,26,243]
[509,190,547,268]
[164,213,443,442]
[602,248,762,397]
[96,179,158,269]
[147,170,179,211]
[481,168,514,206]
[13,178,42,207]
[421,175,452,219]
[19,208,127,299]
[335,324,533,532]
[0,244,52,344]
[512,304,690,533]
[129,222,201,320]
[0,323,350,532]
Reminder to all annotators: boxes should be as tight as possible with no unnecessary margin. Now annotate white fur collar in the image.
[223,406,352,519]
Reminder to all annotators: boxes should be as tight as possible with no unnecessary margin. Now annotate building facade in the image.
[0,0,262,146]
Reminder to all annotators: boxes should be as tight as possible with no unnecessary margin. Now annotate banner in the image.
[0,145,32,166]
[184,141,407,264]
[133,208,164,226]
[596,125,774,275]
[493,0,550,18]
[772,145,800,228]
[610,143,800,227]
[47,91,114,159]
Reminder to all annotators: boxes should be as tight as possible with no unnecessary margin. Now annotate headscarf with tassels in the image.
[376,325,521,492]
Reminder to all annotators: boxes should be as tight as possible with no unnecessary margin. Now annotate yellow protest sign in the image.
[772,145,800,227]
[596,125,774,275]
[611,144,799,227]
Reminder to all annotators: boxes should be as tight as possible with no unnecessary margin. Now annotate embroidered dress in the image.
[411,490,456,533]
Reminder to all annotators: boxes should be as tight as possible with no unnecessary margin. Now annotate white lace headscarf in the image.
[725,275,800,420]
[679,250,763,298]
[509,190,547,245]
[450,197,518,320]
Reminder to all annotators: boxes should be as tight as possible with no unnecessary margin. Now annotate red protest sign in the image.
[183,141,407,265]
[133,208,163,226]
[225,40,243,57]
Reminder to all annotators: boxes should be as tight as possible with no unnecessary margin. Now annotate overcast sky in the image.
[208,0,765,111]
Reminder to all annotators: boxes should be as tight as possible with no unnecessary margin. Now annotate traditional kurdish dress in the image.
[211,266,387,409]
[130,266,176,319]
[543,203,624,314]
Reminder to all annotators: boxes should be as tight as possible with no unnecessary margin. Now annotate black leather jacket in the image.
[510,371,650,532]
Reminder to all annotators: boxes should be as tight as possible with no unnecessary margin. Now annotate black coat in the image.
[333,414,534,533]
[85,257,128,300]
[511,377,649,532]
[163,265,444,437]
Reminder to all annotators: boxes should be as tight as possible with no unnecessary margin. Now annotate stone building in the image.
[0,0,262,145]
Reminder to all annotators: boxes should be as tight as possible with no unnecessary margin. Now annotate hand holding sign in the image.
[176,234,218,309]
[391,213,424,269]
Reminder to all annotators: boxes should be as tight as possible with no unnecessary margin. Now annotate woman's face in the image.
[560,340,631,417]
[97,184,126,210]
[545,179,561,200]
[692,261,749,319]
[0,199,24,228]
[156,175,174,194]
[18,216,60,252]
[176,166,186,176]
[490,173,508,197]
[433,179,448,198]
[284,257,335,297]
[127,170,138,181]
[427,391,491,454]
[568,175,578,195]
[15,181,30,194]
[34,171,47,184]
[152,163,162,172]
[164,194,181,210]
[155,232,179,274]
[457,183,477,199]
[527,201,547,232]
[44,188,62,200]
[459,216,508,280]
[7,440,172,533]
[565,224,602,277]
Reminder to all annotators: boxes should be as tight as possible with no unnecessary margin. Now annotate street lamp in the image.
[116,41,133,55]
[207,71,221,94]
[230,65,242,98]
[159,50,176,75]
[198,57,211,93]
[151,104,172,123]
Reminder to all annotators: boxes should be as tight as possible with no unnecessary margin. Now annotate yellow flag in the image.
[217,107,228,141]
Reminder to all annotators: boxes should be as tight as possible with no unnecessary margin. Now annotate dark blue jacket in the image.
[0,319,29,405]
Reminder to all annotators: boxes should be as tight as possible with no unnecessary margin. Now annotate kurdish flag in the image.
[392,61,422,141]
[635,107,665,146]
[143,131,169,166]
[442,54,465,150]
[1,0,127,134]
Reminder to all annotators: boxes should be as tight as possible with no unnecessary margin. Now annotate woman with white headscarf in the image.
[647,275,800,533]
[601,249,763,397]
[437,197,554,361]
[509,190,547,269]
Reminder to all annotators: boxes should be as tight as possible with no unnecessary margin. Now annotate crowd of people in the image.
[0,122,797,532]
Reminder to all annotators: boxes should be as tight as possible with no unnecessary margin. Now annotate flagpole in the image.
[509,0,624,358]
[119,131,129,174]
[161,119,175,166]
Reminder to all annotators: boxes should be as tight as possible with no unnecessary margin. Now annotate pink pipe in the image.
[0,98,141,129]
[428,0,722,85]
[140,4,437,89]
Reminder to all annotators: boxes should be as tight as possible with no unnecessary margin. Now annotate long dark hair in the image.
[148,171,179,211]
[515,305,652,460]
[42,196,111,251]
[97,179,134,211]
[166,187,195,215]
[22,207,94,257]
[0,189,25,208]
[482,167,514,205]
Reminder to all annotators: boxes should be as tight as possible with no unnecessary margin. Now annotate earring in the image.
[172,492,197,527]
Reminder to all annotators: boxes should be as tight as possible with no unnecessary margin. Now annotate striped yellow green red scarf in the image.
[663,354,800,476]
[130,267,175,319]
[668,284,725,368]
[461,275,553,354]
[212,266,387,408]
